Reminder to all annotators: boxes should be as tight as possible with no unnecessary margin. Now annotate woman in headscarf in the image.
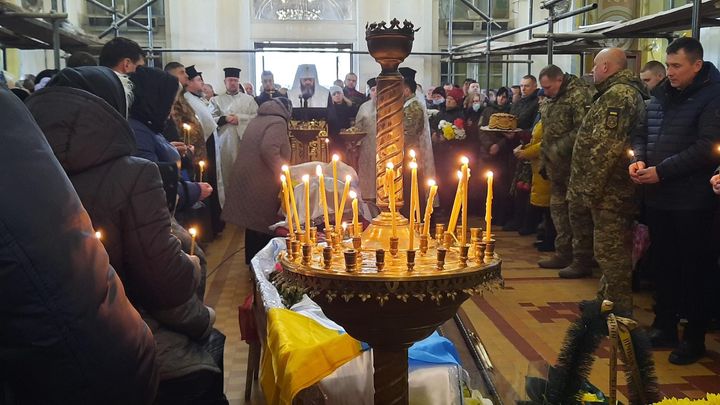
[26,66,228,405]
[326,85,357,156]
[128,66,213,213]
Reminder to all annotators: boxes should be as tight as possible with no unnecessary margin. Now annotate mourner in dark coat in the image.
[0,86,157,404]
[222,97,293,263]
[26,67,227,404]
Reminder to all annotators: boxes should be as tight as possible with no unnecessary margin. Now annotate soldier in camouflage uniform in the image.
[567,48,647,315]
[538,65,595,271]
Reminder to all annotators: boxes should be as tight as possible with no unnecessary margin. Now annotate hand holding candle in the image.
[423,179,438,236]
[280,175,295,238]
[282,165,302,232]
[189,227,197,255]
[627,149,639,170]
[302,174,311,244]
[350,191,360,236]
[484,171,494,242]
[316,165,331,232]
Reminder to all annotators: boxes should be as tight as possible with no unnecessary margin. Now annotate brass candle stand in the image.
[276,18,502,405]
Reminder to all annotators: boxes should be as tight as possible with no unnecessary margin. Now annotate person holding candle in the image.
[223,97,293,263]
[26,66,227,403]
[1,84,158,404]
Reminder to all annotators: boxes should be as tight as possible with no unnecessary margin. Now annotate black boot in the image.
[669,340,706,365]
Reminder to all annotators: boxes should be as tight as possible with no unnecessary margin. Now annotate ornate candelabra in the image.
[276,18,502,405]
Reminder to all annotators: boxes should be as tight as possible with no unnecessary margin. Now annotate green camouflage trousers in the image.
[570,201,634,314]
[550,176,593,262]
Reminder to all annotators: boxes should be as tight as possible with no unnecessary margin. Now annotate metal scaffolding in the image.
[85,0,158,66]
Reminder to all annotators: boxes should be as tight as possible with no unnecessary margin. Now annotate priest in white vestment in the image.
[287,64,330,108]
[210,67,258,207]
[355,77,377,201]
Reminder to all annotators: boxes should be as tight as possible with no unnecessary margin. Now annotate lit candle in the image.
[387,162,397,237]
[408,161,418,250]
[182,123,191,145]
[485,171,494,242]
[341,222,348,238]
[282,165,302,232]
[447,170,464,237]
[350,191,360,236]
[423,179,438,236]
[280,175,295,238]
[189,227,197,255]
[332,154,340,230]
[409,150,421,222]
[316,165,331,232]
[628,149,638,170]
[460,156,470,246]
[95,230,102,240]
[338,174,352,227]
[302,174,311,244]
[198,160,206,182]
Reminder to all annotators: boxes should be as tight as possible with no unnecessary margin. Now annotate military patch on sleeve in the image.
[606,107,620,129]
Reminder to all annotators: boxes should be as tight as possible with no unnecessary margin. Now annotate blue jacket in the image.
[130,118,201,211]
[632,62,720,211]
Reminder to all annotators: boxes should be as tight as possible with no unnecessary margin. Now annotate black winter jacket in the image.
[632,62,720,211]
[0,87,157,404]
[26,84,211,339]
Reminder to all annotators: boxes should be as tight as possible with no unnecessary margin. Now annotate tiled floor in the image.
[204,222,720,404]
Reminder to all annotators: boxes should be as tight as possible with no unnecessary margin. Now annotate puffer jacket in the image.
[0,87,157,404]
[632,62,720,211]
[517,120,550,207]
[222,98,292,233]
[510,89,540,130]
[26,74,216,380]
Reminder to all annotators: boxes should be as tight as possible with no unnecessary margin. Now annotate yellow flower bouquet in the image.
[654,394,720,405]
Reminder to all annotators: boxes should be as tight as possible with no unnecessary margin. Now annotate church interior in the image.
[2,0,720,404]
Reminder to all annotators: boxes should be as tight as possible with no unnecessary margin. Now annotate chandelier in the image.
[275,0,321,20]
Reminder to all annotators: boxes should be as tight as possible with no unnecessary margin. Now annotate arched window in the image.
[253,0,353,21]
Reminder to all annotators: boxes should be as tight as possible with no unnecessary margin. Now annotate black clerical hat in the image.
[186,65,202,80]
[224,67,241,78]
[399,67,416,83]
[367,77,377,88]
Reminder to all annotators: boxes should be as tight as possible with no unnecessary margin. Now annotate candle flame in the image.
[301,174,310,182]
[325,138,330,144]
[281,164,289,172]
[349,191,357,199]
[409,149,416,158]
[189,227,197,237]
[182,123,191,131]
[486,171,494,178]
[460,156,469,165]
[315,165,323,176]
[345,174,352,182]
[95,231,102,239]
[457,171,463,180]
[627,149,635,158]
[280,174,286,183]
[332,154,340,162]
[198,160,205,168]
[409,161,418,169]
[341,222,347,230]
[427,179,436,187]
[386,162,394,170]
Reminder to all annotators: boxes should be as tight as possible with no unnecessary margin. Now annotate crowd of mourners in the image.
[2,34,720,404]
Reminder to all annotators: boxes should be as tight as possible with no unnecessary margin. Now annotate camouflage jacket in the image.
[539,74,595,181]
[567,69,648,211]
[403,94,425,152]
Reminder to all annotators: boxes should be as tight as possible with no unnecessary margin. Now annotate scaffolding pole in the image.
[485,0,492,91]
[99,0,158,38]
[452,3,597,52]
[691,0,701,39]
